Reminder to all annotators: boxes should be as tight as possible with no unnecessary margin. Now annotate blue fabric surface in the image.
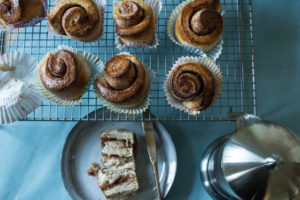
[1,0,300,200]
[0,122,73,200]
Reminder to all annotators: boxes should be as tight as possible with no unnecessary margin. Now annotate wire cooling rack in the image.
[0,0,256,121]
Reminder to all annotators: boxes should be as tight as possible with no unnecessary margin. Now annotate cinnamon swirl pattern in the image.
[38,49,91,104]
[175,0,223,52]
[48,0,103,42]
[113,0,156,46]
[165,56,222,114]
[95,54,151,111]
[0,0,46,28]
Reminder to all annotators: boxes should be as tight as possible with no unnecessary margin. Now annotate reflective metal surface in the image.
[200,134,240,200]
[61,109,177,200]
[201,114,300,200]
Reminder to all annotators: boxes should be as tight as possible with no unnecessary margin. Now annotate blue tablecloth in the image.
[1,0,300,199]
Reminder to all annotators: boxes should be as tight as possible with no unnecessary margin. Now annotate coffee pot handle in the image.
[236,114,263,130]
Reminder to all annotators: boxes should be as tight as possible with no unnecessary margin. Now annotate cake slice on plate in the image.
[88,129,139,200]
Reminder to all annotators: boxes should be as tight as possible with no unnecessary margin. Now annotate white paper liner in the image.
[164,56,222,115]
[114,0,162,50]
[0,52,42,124]
[93,52,156,115]
[0,0,47,31]
[167,0,224,61]
[34,45,104,106]
[47,0,106,43]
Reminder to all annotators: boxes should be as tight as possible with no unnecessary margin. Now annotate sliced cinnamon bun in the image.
[95,54,149,108]
[168,61,215,111]
[48,0,103,42]
[0,0,46,28]
[113,0,156,45]
[175,0,223,52]
[39,50,91,100]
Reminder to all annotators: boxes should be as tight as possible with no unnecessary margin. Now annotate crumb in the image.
[87,162,101,176]
[0,63,15,72]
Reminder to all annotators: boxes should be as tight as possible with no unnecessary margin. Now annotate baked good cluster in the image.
[0,0,225,120]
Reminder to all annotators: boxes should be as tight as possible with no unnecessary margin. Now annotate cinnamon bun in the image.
[95,54,149,108]
[0,0,46,28]
[175,0,223,52]
[168,61,215,111]
[39,50,91,100]
[48,0,103,42]
[113,0,156,45]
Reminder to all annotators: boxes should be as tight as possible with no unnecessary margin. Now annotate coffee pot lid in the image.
[222,115,300,200]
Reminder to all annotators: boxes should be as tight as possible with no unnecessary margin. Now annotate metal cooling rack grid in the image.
[0,0,256,121]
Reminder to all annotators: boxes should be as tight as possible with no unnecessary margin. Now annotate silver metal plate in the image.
[61,110,177,200]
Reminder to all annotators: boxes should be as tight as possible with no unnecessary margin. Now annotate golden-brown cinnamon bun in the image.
[39,50,91,100]
[168,61,215,111]
[48,0,103,42]
[113,0,155,45]
[175,0,223,52]
[95,54,149,108]
[0,0,46,28]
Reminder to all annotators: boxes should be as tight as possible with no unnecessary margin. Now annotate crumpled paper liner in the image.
[114,0,162,50]
[0,52,42,124]
[47,0,106,43]
[164,56,222,115]
[93,52,156,115]
[0,0,47,31]
[34,45,104,106]
[167,0,224,61]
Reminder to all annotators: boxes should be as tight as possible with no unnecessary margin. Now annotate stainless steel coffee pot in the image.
[200,114,300,200]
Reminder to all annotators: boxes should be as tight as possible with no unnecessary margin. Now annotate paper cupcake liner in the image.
[93,52,156,115]
[0,52,42,124]
[167,0,224,61]
[47,0,106,43]
[34,45,104,106]
[0,0,47,31]
[164,56,222,115]
[114,0,162,50]
[0,82,42,124]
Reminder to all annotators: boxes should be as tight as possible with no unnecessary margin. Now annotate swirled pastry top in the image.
[40,50,78,91]
[0,0,46,27]
[39,49,91,101]
[113,0,154,36]
[48,0,102,41]
[38,49,91,101]
[0,0,22,24]
[96,54,148,104]
[176,0,223,46]
[168,61,215,111]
